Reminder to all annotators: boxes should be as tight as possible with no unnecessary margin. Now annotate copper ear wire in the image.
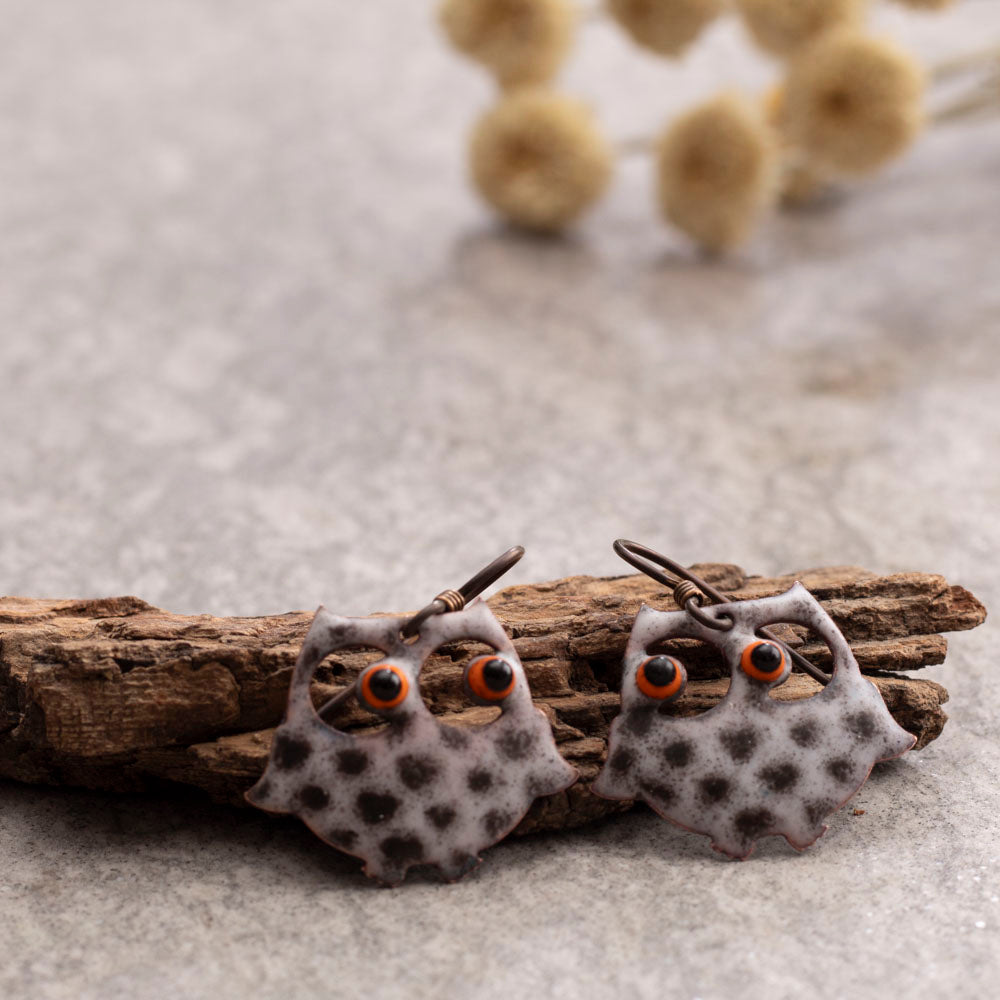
[400,545,525,638]
[317,546,526,720]
[613,539,831,686]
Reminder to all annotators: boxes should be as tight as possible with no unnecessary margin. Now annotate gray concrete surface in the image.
[1,1,999,998]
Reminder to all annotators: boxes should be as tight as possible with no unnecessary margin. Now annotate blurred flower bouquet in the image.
[440,0,999,251]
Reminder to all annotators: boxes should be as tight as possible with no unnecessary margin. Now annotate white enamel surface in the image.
[246,600,577,884]
[593,584,916,858]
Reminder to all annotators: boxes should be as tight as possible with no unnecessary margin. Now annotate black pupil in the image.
[369,668,402,702]
[750,642,783,673]
[644,656,677,688]
[481,658,513,692]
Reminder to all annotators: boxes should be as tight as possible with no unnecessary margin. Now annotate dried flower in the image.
[439,0,574,88]
[784,30,924,174]
[735,0,865,57]
[656,94,779,251]
[607,0,725,58]
[469,91,613,231]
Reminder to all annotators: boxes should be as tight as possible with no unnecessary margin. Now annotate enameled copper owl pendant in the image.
[593,583,915,859]
[247,600,577,884]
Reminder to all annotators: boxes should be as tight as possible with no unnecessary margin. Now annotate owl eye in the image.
[636,655,684,700]
[466,655,516,702]
[359,664,409,710]
[740,640,786,682]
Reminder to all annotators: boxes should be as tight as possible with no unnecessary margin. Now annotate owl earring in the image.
[246,547,578,885]
[593,540,915,859]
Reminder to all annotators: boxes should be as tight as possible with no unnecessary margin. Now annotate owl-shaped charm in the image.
[247,600,577,884]
[593,583,915,859]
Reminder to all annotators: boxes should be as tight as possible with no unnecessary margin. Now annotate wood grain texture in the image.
[0,564,985,833]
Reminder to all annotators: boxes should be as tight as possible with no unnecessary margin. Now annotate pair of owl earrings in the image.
[247,542,915,884]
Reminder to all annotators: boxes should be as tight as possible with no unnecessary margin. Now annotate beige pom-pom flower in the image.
[784,29,924,174]
[735,0,866,57]
[439,0,575,88]
[607,0,725,58]
[656,94,779,251]
[469,90,613,231]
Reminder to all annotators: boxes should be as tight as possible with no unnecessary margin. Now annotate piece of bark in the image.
[0,564,986,835]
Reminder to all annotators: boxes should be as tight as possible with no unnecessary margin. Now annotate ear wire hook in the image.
[318,546,527,720]
[400,545,526,639]
[613,539,831,686]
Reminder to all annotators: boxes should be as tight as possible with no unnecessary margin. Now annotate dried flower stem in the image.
[929,44,1000,83]
[928,45,1000,123]
[931,76,1000,124]
[617,134,657,155]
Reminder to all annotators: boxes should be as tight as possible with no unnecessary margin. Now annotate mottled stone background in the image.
[0,1,998,998]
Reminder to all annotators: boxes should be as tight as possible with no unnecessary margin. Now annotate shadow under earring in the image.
[593,540,915,859]
[246,547,578,885]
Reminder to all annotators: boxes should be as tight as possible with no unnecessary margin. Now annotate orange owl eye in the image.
[359,664,409,710]
[636,655,684,700]
[740,640,786,682]
[466,655,516,702]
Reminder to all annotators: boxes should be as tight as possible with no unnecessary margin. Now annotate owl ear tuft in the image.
[786,580,818,602]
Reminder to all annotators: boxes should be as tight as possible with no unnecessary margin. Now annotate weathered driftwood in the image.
[0,565,985,834]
